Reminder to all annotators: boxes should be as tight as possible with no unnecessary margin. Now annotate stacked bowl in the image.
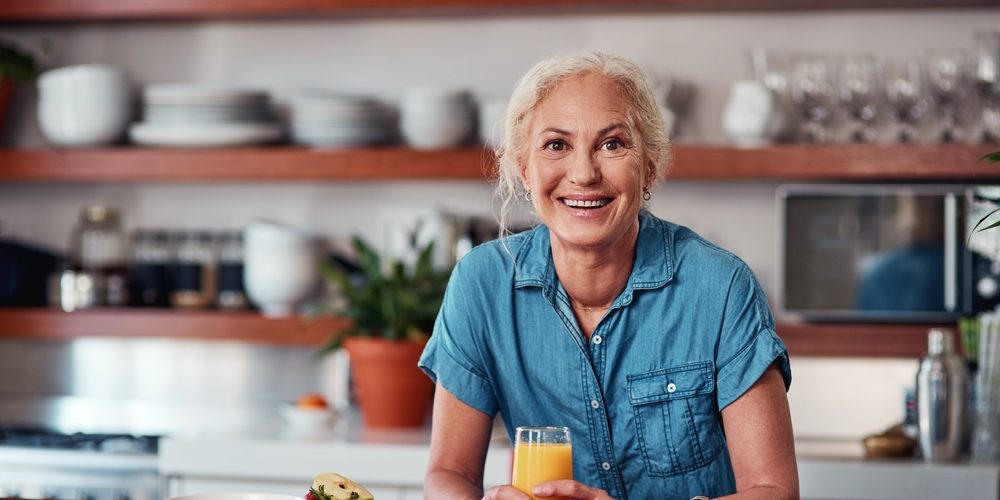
[36,64,133,147]
[289,91,392,148]
[400,87,474,149]
[129,84,284,147]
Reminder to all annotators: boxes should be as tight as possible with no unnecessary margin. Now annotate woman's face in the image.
[520,72,652,253]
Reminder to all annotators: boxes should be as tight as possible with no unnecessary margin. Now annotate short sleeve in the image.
[418,259,499,417]
[715,264,792,411]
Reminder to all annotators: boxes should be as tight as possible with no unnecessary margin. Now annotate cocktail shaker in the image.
[916,328,970,461]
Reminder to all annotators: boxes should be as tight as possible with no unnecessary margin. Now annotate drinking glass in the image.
[790,54,836,143]
[884,56,929,143]
[926,47,971,143]
[838,54,882,143]
[512,426,573,500]
[973,30,1000,142]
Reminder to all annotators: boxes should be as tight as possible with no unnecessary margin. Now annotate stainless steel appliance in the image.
[0,427,159,500]
[779,184,1000,321]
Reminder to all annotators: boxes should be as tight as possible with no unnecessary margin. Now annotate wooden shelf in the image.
[0,307,954,357]
[0,0,991,22]
[0,144,996,183]
[0,308,345,346]
[776,321,956,358]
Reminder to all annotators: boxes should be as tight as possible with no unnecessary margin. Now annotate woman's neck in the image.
[550,220,639,313]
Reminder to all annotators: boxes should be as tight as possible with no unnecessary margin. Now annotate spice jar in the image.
[68,205,128,307]
[169,230,217,309]
[128,229,171,307]
[216,231,248,310]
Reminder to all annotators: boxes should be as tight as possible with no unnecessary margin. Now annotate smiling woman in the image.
[420,52,798,500]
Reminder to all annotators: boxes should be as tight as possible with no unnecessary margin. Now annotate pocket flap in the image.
[627,361,714,405]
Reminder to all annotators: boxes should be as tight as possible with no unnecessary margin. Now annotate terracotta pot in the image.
[344,336,434,428]
[0,78,13,138]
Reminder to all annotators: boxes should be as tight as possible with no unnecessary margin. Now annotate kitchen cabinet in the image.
[0,0,992,22]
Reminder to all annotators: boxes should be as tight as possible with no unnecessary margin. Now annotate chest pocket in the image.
[627,361,723,477]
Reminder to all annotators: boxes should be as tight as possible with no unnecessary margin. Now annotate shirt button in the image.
[601,462,611,471]
[590,400,600,409]
[666,382,677,393]
[593,335,603,345]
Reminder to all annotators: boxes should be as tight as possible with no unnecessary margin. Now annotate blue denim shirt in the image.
[419,211,791,500]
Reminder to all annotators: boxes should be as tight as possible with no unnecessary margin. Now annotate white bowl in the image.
[169,494,301,500]
[245,219,315,249]
[244,223,321,317]
[280,404,336,432]
[37,64,130,99]
[37,99,132,147]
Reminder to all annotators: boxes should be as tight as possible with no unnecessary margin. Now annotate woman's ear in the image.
[645,159,658,187]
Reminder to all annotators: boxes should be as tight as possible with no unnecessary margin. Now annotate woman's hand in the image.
[482,481,613,500]
[482,485,531,499]
[531,480,615,500]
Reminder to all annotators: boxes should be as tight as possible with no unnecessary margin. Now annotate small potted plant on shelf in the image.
[0,39,38,138]
[320,236,451,428]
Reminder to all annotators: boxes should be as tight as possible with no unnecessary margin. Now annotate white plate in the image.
[169,494,301,500]
[144,84,270,106]
[129,122,284,147]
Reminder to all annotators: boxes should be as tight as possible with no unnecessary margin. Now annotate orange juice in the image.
[512,442,573,500]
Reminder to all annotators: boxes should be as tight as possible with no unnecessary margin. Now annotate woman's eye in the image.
[544,140,567,152]
[600,139,624,151]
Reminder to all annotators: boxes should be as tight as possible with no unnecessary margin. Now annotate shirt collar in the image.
[513,210,675,291]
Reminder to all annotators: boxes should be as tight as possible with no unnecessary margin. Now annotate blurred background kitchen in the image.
[1,2,1000,500]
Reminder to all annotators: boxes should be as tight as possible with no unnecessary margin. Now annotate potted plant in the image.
[320,236,451,428]
[0,39,38,138]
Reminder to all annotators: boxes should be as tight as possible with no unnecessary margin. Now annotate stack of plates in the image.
[129,84,284,147]
[290,91,392,148]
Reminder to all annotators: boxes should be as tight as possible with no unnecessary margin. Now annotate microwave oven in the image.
[778,184,1000,322]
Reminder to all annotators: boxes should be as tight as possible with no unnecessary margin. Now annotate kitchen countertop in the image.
[161,415,1000,499]
[159,410,512,491]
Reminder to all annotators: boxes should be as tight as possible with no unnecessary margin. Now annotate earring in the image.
[642,189,651,201]
[525,190,532,202]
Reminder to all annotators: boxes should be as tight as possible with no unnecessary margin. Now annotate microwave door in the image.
[781,186,959,322]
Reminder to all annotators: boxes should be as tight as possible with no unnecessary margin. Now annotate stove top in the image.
[0,425,159,454]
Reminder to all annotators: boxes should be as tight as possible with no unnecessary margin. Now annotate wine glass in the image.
[973,30,1000,142]
[838,54,883,143]
[884,56,929,143]
[790,54,837,143]
[925,47,971,143]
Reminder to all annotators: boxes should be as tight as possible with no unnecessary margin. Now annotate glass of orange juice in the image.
[512,426,573,500]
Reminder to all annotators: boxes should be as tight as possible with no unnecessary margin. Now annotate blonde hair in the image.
[491,51,672,240]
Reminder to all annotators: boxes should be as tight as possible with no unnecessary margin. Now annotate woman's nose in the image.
[567,152,601,185]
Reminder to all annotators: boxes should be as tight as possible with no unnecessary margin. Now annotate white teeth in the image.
[563,198,609,208]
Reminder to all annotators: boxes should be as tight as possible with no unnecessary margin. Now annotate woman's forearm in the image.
[424,469,484,500]
[715,485,799,500]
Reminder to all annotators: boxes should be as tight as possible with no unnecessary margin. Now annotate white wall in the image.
[3,8,997,441]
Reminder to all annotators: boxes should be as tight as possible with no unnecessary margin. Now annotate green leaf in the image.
[318,235,452,355]
[981,152,1000,163]
[972,207,1000,234]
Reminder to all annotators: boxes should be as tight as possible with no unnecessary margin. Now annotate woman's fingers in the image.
[532,480,614,500]
[482,485,533,500]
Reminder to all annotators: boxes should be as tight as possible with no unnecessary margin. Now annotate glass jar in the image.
[216,231,248,310]
[128,229,171,307]
[68,205,128,307]
[169,230,217,309]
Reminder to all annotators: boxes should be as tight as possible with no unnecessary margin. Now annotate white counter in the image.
[161,420,1000,500]
[159,412,510,500]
